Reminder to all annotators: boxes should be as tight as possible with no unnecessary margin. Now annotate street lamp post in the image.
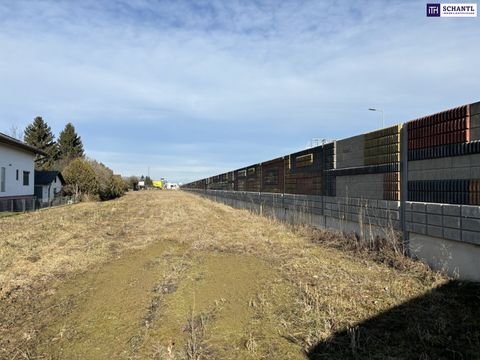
[369,108,384,128]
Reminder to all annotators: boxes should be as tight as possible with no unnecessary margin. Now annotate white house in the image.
[0,131,45,211]
[34,171,65,204]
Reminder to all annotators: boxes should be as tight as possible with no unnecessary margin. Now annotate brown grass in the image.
[0,190,470,359]
[1,192,173,299]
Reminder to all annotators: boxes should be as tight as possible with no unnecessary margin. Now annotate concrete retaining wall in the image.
[184,101,480,281]
[407,202,480,281]
[189,188,401,243]
[186,189,480,281]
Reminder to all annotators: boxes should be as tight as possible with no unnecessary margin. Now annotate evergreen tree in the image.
[58,123,84,161]
[24,116,58,170]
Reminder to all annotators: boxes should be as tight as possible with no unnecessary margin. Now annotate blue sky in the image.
[0,0,479,183]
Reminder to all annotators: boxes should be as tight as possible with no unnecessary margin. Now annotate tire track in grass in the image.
[140,252,303,360]
[36,241,189,359]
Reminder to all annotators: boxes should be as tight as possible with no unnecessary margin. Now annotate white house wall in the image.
[51,175,63,199]
[40,176,63,203]
[0,143,35,198]
[42,186,49,202]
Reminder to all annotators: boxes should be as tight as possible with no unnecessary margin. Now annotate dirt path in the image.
[34,244,299,359]
[1,191,459,359]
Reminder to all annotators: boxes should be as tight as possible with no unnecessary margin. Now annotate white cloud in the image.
[0,1,479,182]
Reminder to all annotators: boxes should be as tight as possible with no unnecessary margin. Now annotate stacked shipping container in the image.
[407,103,480,205]
[326,125,401,201]
[284,146,325,195]
[365,125,402,201]
[261,157,285,193]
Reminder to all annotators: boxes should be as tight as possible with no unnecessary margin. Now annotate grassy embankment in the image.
[1,191,478,359]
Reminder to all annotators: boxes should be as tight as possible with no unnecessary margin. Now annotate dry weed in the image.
[0,191,460,359]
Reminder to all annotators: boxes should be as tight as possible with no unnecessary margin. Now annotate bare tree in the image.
[8,125,21,140]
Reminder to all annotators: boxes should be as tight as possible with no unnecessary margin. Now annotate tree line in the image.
[22,116,126,201]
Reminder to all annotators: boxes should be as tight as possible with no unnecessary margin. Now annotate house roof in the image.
[35,171,65,186]
[0,131,47,156]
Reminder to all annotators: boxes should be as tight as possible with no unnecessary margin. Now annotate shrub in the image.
[62,158,99,200]
[88,160,125,200]
[62,158,125,201]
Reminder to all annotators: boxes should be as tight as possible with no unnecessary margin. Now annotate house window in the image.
[1,167,5,192]
[23,171,30,186]
[16,169,19,181]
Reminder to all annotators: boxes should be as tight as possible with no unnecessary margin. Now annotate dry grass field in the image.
[1,191,479,359]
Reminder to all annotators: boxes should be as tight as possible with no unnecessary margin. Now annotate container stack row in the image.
[327,125,401,201]
[407,103,480,204]
[184,101,480,206]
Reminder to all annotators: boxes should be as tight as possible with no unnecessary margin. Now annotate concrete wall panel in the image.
[336,134,365,169]
[336,173,384,199]
[409,233,480,281]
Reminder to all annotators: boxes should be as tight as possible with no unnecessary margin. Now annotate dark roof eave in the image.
[58,173,66,185]
[35,170,65,185]
[0,132,48,156]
